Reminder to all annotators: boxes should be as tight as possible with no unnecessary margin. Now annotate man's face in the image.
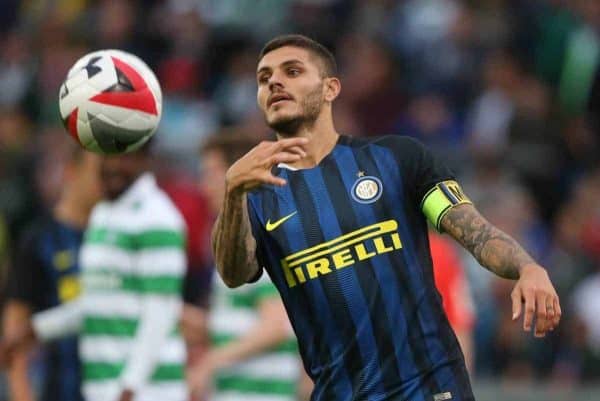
[198,149,228,214]
[100,152,146,200]
[256,46,325,135]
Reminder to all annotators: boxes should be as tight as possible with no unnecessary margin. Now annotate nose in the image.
[268,70,284,92]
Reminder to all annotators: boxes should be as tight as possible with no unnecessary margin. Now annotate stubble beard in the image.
[267,84,324,137]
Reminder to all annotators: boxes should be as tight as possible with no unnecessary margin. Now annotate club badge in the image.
[351,173,383,204]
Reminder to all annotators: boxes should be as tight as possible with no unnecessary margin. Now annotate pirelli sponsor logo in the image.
[281,220,402,288]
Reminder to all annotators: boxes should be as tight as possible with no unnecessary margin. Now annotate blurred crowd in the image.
[1,0,600,394]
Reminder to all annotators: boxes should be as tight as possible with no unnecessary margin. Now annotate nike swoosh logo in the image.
[266,211,298,232]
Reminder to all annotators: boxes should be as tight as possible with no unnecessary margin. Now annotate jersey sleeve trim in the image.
[421,180,472,231]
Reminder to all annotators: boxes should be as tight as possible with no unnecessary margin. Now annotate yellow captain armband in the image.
[421,180,472,232]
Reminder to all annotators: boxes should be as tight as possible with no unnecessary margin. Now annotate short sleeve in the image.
[384,136,471,231]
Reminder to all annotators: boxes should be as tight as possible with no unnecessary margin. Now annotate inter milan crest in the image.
[351,172,383,204]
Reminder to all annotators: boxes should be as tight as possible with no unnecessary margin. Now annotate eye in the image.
[288,68,301,76]
[257,74,270,84]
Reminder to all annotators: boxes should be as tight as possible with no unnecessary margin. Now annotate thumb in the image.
[511,285,522,320]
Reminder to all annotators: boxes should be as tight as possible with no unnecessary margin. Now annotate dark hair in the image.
[259,34,337,78]
[200,130,259,167]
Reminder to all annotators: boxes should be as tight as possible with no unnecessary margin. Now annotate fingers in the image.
[288,146,307,158]
[511,287,522,321]
[260,170,289,187]
[544,294,561,332]
[552,296,562,328]
[522,288,535,332]
[512,266,562,338]
[267,151,303,166]
[262,174,287,187]
[273,137,309,152]
[534,291,548,337]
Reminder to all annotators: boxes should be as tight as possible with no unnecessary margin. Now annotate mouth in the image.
[268,92,293,107]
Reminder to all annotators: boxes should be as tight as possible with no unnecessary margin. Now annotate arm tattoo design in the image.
[211,189,260,287]
[440,204,535,279]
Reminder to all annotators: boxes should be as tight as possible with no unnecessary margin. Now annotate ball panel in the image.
[84,55,159,115]
[66,108,81,144]
[90,87,157,115]
[84,102,158,130]
[59,54,119,118]
[87,112,153,154]
[107,50,162,105]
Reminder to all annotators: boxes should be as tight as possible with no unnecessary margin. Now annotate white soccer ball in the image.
[58,49,162,154]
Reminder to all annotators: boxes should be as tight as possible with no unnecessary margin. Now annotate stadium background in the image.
[0,0,599,400]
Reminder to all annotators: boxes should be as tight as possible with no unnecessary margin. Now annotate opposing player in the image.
[212,34,561,401]
[188,133,305,401]
[3,147,101,401]
[1,146,188,401]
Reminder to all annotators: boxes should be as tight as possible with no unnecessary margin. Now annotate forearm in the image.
[216,326,288,371]
[211,187,260,287]
[440,204,535,279]
[120,296,182,391]
[209,303,289,370]
[32,299,83,341]
[3,302,35,401]
[7,352,35,401]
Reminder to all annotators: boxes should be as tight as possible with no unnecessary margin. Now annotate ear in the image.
[324,77,341,102]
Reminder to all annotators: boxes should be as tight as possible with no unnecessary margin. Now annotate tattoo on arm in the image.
[440,204,534,279]
[211,188,260,287]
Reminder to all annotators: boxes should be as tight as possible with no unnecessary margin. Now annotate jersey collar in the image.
[112,172,157,207]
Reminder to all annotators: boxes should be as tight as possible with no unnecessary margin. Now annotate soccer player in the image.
[211,35,562,401]
[2,146,188,401]
[188,133,305,401]
[3,148,101,401]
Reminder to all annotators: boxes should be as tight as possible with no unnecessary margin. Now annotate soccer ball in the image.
[58,49,162,154]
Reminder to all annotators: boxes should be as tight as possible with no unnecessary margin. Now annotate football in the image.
[58,49,162,154]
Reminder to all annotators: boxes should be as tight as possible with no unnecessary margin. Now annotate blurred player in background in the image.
[188,132,307,401]
[2,146,101,401]
[1,145,188,401]
[429,232,475,373]
[212,34,561,401]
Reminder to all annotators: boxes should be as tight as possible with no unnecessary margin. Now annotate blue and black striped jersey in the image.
[247,135,474,401]
[7,216,84,401]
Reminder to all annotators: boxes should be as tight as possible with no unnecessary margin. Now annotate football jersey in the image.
[79,173,187,401]
[247,135,474,401]
[208,273,301,401]
[7,216,84,401]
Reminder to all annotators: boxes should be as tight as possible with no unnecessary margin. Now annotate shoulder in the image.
[372,135,427,156]
[16,215,55,249]
[340,134,426,156]
[139,187,186,231]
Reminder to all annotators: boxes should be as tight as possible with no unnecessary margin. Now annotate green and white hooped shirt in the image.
[35,173,188,401]
[208,273,302,401]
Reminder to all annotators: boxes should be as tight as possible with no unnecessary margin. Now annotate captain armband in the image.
[421,180,472,232]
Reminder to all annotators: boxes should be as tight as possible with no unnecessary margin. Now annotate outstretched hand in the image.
[511,264,561,337]
[225,137,308,192]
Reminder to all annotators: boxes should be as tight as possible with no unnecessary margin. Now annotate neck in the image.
[276,111,339,169]
[54,192,92,229]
